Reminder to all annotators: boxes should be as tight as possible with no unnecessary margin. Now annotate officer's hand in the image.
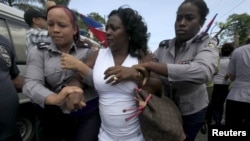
[61,53,82,71]
[57,86,83,106]
[46,0,56,9]
[65,92,86,112]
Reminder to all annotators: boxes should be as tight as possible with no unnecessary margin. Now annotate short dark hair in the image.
[24,8,46,27]
[108,6,150,58]
[179,0,209,26]
[221,43,234,57]
[245,36,250,44]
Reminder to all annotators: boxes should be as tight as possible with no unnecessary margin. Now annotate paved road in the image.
[195,127,208,141]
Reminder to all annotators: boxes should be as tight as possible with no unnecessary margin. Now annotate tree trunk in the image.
[234,32,239,47]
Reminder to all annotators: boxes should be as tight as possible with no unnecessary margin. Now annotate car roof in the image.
[0,3,24,22]
[80,35,102,48]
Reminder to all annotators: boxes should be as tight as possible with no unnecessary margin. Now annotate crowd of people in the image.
[1,0,250,141]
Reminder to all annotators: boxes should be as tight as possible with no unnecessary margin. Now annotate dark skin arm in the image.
[136,61,169,77]
[104,53,163,96]
[226,73,235,81]
[12,75,24,92]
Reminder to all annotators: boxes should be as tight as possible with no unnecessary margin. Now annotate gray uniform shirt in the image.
[227,44,250,103]
[154,34,219,115]
[23,42,98,108]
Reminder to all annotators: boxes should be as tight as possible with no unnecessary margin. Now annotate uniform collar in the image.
[171,33,208,49]
[168,34,201,58]
[48,42,77,54]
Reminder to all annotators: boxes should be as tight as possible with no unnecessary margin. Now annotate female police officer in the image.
[134,0,219,140]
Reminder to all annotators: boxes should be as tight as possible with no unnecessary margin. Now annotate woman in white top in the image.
[61,6,162,141]
[210,43,234,125]
[225,43,250,127]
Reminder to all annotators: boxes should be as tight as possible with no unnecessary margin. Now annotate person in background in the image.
[210,43,234,126]
[225,42,250,128]
[60,6,162,141]
[23,5,100,141]
[23,0,56,53]
[134,0,219,140]
[0,34,24,141]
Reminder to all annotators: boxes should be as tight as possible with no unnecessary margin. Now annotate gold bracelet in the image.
[142,76,148,86]
[137,71,148,86]
[138,71,141,78]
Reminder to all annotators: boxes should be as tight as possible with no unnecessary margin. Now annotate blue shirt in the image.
[0,35,20,139]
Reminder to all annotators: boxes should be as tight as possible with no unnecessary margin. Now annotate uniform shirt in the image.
[154,34,219,115]
[0,35,20,139]
[23,41,97,108]
[25,28,51,53]
[227,44,250,103]
[213,56,230,85]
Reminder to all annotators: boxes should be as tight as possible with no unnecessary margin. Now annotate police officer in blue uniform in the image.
[0,34,24,141]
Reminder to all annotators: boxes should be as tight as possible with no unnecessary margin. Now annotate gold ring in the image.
[113,75,118,82]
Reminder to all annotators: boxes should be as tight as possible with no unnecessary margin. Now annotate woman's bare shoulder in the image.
[86,50,99,68]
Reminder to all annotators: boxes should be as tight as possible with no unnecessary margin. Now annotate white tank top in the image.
[93,48,141,137]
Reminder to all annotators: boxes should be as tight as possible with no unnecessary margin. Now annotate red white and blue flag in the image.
[202,13,218,34]
[80,14,108,47]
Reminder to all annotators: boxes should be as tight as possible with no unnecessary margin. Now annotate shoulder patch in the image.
[207,37,218,48]
[159,39,170,48]
[36,42,51,49]
[208,41,215,48]
[0,44,11,67]
[77,42,91,49]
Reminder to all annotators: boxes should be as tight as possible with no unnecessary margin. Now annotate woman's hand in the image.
[61,53,82,71]
[45,86,83,106]
[46,0,56,9]
[65,92,86,112]
[104,66,140,85]
[132,64,150,86]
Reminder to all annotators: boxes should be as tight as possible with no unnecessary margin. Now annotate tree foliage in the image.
[217,13,250,46]
[88,12,106,24]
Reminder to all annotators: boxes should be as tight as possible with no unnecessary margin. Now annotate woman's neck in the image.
[111,49,128,66]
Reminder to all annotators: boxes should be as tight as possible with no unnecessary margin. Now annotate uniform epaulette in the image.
[207,37,219,49]
[77,42,91,49]
[36,42,51,49]
[159,39,170,48]
[192,33,209,43]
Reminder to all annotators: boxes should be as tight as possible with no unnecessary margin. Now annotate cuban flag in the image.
[194,13,218,41]
[202,13,218,34]
[80,14,108,47]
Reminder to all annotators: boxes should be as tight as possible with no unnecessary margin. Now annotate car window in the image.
[8,20,28,64]
[0,18,11,41]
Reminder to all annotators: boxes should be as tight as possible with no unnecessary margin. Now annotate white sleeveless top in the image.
[93,48,142,138]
